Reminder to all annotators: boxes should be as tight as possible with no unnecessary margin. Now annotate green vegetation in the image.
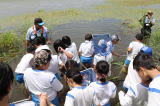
[0,32,25,62]
[147,30,160,64]
[0,0,160,62]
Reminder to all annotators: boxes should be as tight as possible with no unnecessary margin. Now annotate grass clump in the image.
[0,32,24,62]
[147,30,160,63]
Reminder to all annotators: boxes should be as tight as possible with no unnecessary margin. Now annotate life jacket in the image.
[29,26,45,42]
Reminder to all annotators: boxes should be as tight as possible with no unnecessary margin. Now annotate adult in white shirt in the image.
[24,50,63,106]
[15,45,36,83]
[61,36,80,63]
[79,33,94,66]
[133,52,160,106]
[26,18,51,47]
[64,68,99,106]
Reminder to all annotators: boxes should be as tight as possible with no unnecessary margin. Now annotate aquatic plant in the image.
[0,32,24,62]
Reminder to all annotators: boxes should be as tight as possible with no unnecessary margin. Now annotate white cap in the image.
[111,34,120,42]
[35,45,51,53]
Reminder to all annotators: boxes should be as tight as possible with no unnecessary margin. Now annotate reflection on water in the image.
[0,0,104,18]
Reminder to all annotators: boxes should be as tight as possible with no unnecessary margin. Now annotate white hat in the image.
[35,45,51,53]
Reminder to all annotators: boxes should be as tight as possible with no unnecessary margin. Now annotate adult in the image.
[24,50,63,106]
[139,11,155,38]
[26,18,51,47]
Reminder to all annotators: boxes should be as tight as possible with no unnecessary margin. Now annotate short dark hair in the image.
[62,36,71,48]
[27,45,36,53]
[96,61,109,82]
[133,53,156,72]
[32,37,46,46]
[34,18,43,25]
[85,33,93,41]
[53,39,65,53]
[135,33,143,41]
[0,62,14,100]
[66,68,83,85]
[60,60,78,74]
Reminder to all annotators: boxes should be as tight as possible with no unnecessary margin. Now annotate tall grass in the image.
[0,0,160,62]
[0,32,24,62]
[147,30,160,64]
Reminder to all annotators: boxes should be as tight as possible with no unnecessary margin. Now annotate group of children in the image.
[0,32,160,106]
[15,33,119,106]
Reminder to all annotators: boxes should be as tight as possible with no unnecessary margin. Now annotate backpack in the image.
[139,15,146,27]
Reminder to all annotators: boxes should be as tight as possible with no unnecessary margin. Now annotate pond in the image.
[0,0,104,18]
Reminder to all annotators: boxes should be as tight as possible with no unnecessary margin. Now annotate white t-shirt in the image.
[15,53,34,74]
[58,53,68,64]
[24,68,63,101]
[89,81,117,105]
[65,42,80,63]
[79,40,94,57]
[26,25,48,41]
[148,75,160,106]
[119,83,148,106]
[93,53,113,76]
[48,55,62,74]
[35,45,51,53]
[15,101,35,106]
[127,41,144,61]
[64,86,99,106]
[123,60,141,89]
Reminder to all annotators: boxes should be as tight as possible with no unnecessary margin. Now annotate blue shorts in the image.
[55,73,60,80]
[104,102,111,106]
[32,94,59,106]
[16,73,24,83]
[80,56,92,64]
[124,59,131,65]
[123,86,128,92]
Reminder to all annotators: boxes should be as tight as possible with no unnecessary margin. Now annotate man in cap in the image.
[139,11,155,38]
[26,18,51,47]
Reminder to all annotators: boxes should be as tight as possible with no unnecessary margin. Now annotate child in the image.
[0,62,36,106]
[133,53,160,106]
[61,36,80,64]
[24,50,63,106]
[79,33,94,67]
[32,37,51,53]
[89,61,117,106]
[93,34,120,76]
[15,45,36,83]
[64,68,99,106]
[122,33,144,72]
[53,39,67,64]
[0,62,14,106]
[123,46,152,90]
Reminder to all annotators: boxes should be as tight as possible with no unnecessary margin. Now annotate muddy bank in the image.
[10,19,139,104]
